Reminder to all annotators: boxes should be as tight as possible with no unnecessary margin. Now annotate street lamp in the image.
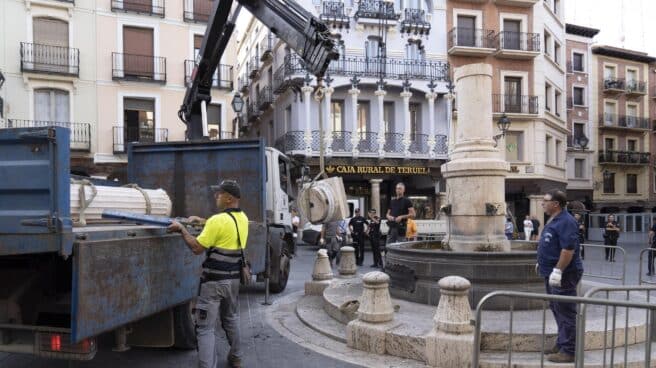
[231,92,244,137]
[493,114,511,147]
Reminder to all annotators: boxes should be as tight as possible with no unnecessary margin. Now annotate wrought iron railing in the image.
[275,131,306,152]
[20,43,80,76]
[598,150,650,165]
[331,131,353,152]
[384,133,404,153]
[257,86,274,110]
[320,1,350,27]
[249,55,260,78]
[434,134,448,156]
[492,94,539,114]
[600,114,650,129]
[247,101,261,122]
[567,134,588,148]
[603,77,625,91]
[626,80,646,94]
[409,133,429,154]
[494,31,540,52]
[112,52,166,82]
[112,126,168,153]
[238,75,249,92]
[184,60,233,89]
[311,130,322,151]
[355,0,398,20]
[111,0,164,17]
[3,119,90,151]
[183,0,211,22]
[401,9,430,34]
[260,34,275,61]
[447,28,495,49]
[357,131,379,153]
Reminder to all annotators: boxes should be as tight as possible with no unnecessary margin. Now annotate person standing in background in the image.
[531,216,541,241]
[367,209,383,268]
[523,215,534,241]
[349,209,368,266]
[505,217,514,240]
[406,218,418,241]
[574,213,585,259]
[604,214,620,262]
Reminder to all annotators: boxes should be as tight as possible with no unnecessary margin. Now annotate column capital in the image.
[324,87,335,95]
[301,86,314,93]
[348,88,360,96]
[400,91,413,98]
[369,178,383,184]
[425,92,437,100]
[375,89,387,97]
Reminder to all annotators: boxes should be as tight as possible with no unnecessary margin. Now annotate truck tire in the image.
[173,301,197,349]
[269,254,290,293]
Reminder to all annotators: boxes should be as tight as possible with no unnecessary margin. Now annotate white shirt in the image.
[523,219,533,230]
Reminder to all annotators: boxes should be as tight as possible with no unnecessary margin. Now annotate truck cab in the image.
[266,147,294,230]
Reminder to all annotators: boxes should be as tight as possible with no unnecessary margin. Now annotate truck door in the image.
[275,154,292,226]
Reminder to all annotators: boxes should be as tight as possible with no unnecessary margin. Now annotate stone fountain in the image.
[385,64,543,309]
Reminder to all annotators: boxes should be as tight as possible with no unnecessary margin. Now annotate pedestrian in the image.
[505,217,514,240]
[291,208,300,244]
[523,215,533,241]
[167,180,247,368]
[386,182,416,244]
[537,189,583,363]
[647,218,656,276]
[574,213,585,259]
[531,215,541,240]
[603,214,620,262]
[406,218,418,241]
[349,208,368,266]
[320,219,343,266]
[367,209,383,268]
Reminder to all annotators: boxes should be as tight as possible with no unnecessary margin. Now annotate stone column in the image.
[349,88,360,156]
[369,179,382,215]
[425,276,474,368]
[401,90,413,156]
[346,271,394,354]
[302,85,314,155]
[338,246,357,277]
[305,249,333,295]
[375,88,387,157]
[528,194,545,237]
[324,86,335,156]
[426,92,437,157]
[441,63,510,252]
[446,91,454,154]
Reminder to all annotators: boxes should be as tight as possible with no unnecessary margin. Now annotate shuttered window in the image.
[33,18,68,46]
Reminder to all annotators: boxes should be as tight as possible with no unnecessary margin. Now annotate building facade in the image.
[446,0,567,224]
[0,0,237,178]
[236,0,452,217]
[564,23,598,210]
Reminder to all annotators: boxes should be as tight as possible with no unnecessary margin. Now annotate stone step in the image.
[296,295,347,343]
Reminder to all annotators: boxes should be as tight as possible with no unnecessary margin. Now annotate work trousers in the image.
[648,247,656,274]
[352,232,365,265]
[387,227,405,245]
[604,238,618,261]
[544,271,582,355]
[195,279,241,368]
[370,234,383,267]
[524,228,532,241]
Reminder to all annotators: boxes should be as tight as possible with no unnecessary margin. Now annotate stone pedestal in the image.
[441,63,509,252]
[338,246,357,277]
[305,249,333,295]
[425,276,474,368]
[346,272,395,354]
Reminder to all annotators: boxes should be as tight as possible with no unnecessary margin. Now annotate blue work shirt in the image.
[537,210,583,278]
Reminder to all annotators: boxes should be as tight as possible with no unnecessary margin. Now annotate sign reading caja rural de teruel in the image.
[325,165,431,175]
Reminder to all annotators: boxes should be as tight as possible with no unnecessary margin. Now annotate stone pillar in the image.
[305,249,333,295]
[436,191,446,219]
[338,246,357,277]
[346,271,394,354]
[441,63,510,252]
[425,276,474,368]
[324,86,335,156]
[401,90,413,156]
[369,179,382,215]
[426,92,437,157]
[349,88,360,156]
[446,91,454,154]
[528,194,545,237]
[375,88,387,157]
[302,85,313,155]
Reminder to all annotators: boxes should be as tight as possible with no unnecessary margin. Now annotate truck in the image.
[0,127,298,359]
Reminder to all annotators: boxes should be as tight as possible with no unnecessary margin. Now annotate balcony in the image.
[331,131,353,152]
[356,132,379,153]
[257,86,274,110]
[209,131,235,140]
[112,126,168,154]
[494,31,540,59]
[184,60,233,90]
[409,133,429,154]
[493,94,539,115]
[383,133,404,154]
[247,101,261,123]
[183,0,211,22]
[3,119,90,151]
[355,0,398,22]
[320,1,350,29]
[400,9,430,36]
[111,0,164,17]
[238,76,250,93]
[598,150,650,165]
[260,34,274,63]
[274,131,306,152]
[567,134,589,149]
[112,53,166,83]
[447,28,496,57]
[603,77,625,93]
[434,134,448,156]
[493,0,539,6]
[599,114,650,130]
[248,56,260,79]
[625,81,646,96]
[20,43,79,76]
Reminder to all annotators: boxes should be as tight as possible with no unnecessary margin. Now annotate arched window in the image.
[33,17,68,47]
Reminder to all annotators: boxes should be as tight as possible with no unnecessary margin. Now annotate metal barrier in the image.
[639,248,656,285]
[472,287,656,368]
[581,243,627,284]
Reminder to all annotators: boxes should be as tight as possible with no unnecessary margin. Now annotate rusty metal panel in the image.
[70,234,202,342]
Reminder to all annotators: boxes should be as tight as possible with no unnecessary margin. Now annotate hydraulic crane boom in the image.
[179,0,339,140]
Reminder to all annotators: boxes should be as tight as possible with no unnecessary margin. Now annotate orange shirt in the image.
[406,219,418,239]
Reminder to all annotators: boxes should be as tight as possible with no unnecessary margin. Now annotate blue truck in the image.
[0,127,296,360]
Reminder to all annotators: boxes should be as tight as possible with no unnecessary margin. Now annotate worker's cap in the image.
[368,209,376,213]
[211,180,241,198]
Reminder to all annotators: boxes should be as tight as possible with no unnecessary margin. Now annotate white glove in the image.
[319,238,325,246]
[549,268,562,287]
[535,263,539,276]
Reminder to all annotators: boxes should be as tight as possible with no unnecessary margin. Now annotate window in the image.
[505,131,523,161]
[34,89,69,122]
[604,65,615,79]
[627,139,637,152]
[573,123,585,143]
[604,138,614,151]
[574,159,584,178]
[554,90,561,116]
[207,104,221,139]
[545,83,552,111]
[406,40,425,61]
[123,26,154,78]
[123,97,155,143]
[555,139,562,165]
[503,19,521,50]
[603,172,615,193]
[627,174,637,194]
[33,18,69,73]
[278,157,290,196]
[365,37,382,59]
[546,135,553,164]
[383,102,394,135]
[544,31,551,56]
[34,18,68,47]
[604,102,616,124]
[284,105,292,131]
[330,100,344,131]
[457,15,476,47]
[627,69,637,85]
[554,42,561,64]
[505,77,522,113]
[409,103,421,137]
[573,87,584,106]
[572,53,584,72]
[357,101,370,134]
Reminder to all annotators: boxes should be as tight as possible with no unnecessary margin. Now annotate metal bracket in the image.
[485,203,500,216]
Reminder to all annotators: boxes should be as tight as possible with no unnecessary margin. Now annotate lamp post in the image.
[231,92,244,138]
[493,114,511,147]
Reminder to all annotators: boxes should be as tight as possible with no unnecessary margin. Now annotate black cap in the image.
[210,180,241,198]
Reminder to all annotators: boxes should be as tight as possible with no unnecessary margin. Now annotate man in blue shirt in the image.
[537,189,583,363]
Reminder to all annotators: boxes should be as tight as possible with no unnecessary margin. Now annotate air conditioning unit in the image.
[298,176,349,225]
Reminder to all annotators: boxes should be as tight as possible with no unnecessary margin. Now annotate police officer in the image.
[536,189,583,363]
[168,180,246,368]
[367,209,383,268]
[349,209,368,266]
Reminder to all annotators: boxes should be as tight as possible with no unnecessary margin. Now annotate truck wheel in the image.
[269,254,290,293]
[173,301,197,349]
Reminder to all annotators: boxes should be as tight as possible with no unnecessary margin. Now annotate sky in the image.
[236,0,656,56]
